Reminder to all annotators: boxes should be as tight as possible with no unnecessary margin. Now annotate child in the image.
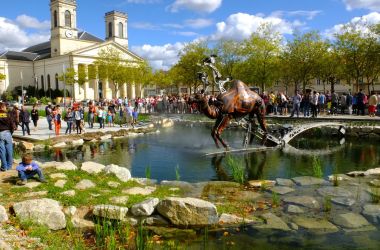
[16,154,46,185]
[132,108,138,127]
[107,110,113,127]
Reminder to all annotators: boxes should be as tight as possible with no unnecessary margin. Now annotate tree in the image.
[77,64,88,95]
[59,67,77,99]
[215,39,242,78]
[0,73,5,81]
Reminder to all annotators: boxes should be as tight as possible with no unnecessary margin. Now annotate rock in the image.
[71,139,84,146]
[369,179,380,187]
[53,142,67,148]
[93,205,129,220]
[162,119,174,128]
[56,161,77,171]
[0,240,12,250]
[366,187,380,197]
[283,196,320,209]
[286,205,305,214]
[71,217,95,229]
[63,206,77,217]
[254,213,290,231]
[0,205,8,222]
[81,161,105,174]
[54,180,67,188]
[331,197,356,207]
[20,141,34,151]
[13,198,66,230]
[123,217,138,226]
[24,182,41,189]
[232,190,262,201]
[275,178,295,186]
[33,144,48,151]
[269,186,295,195]
[23,191,48,198]
[109,196,129,205]
[107,181,120,188]
[50,173,67,179]
[289,222,299,231]
[75,179,96,190]
[292,176,326,186]
[346,171,365,177]
[292,217,339,234]
[131,198,159,216]
[248,180,276,188]
[219,213,253,225]
[40,161,59,169]
[364,168,380,176]
[61,190,76,197]
[331,213,372,229]
[317,186,353,197]
[122,186,156,195]
[132,178,158,185]
[157,197,218,226]
[327,174,353,182]
[100,134,112,141]
[143,215,169,226]
[104,164,131,182]
[362,204,380,224]
[160,180,194,189]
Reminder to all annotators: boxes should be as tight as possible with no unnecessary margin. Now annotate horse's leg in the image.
[214,115,230,149]
[248,113,256,145]
[255,106,268,145]
[211,119,221,148]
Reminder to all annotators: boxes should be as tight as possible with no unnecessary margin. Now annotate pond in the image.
[34,123,380,183]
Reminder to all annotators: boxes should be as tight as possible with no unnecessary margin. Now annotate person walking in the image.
[303,92,311,117]
[64,108,74,134]
[88,101,95,129]
[97,106,105,129]
[311,91,319,118]
[331,91,339,115]
[74,107,83,134]
[356,89,365,115]
[19,105,31,136]
[31,105,39,131]
[45,102,53,130]
[290,91,302,118]
[0,102,14,171]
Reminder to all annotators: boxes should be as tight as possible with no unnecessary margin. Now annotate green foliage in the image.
[225,155,246,184]
[271,191,280,207]
[323,196,332,212]
[0,73,6,81]
[312,156,323,178]
[28,97,38,105]
[1,91,13,101]
[145,165,151,179]
[175,164,180,181]
[40,96,52,105]
[369,186,380,204]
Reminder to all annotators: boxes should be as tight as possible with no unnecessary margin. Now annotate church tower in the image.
[50,0,78,57]
[105,11,128,48]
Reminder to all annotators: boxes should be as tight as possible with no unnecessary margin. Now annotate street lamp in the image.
[34,74,38,98]
[20,71,24,105]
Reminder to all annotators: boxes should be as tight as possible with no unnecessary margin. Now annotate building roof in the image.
[0,51,39,61]
[78,31,104,43]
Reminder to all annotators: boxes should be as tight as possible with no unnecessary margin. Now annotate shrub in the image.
[40,96,52,105]
[29,97,38,105]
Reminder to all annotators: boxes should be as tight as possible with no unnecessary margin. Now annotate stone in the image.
[364,168,380,176]
[33,144,48,151]
[23,191,48,198]
[24,182,41,189]
[346,171,365,177]
[107,181,120,188]
[122,186,156,195]
[56,161,77,171]
[20,141,34,151]
[75,180,96,190]
[286,205,305,214]
[71,139,84,146]
[100,134,112,141]
[292,217,339,234]
[275,178,295,186]
[366,187,380,197]
[131,198,159,216]
[317,186,353,197]
[362,204,380,224]
[327,174,353,182]
[0,205,8,222]
[161,119,174,128]
[0,240,11,250]
[254,213,290,231]
[53,142,67,148]
[81,161,105,174]
[292,176,326,186]
[232,191,262,201]
[54,180,67,188]
[332,213,371,229]
[160,180,194,189]
[331,197,356,207]
[132,178,158,185]
[248,180,276,188]
[369,179,380,187]
[218,213,253,225]
[283,196,320,209]
[71,217,95,229]
[157,197,218,226]
[109,196,129,205]
[143,215,169,226]
[13,198,66,230]
[50,173,67,179]
[270,186,295,195]
[63,206,77,217]
[61,190,76,197]
[104,164,131,182]
[40,161,59,169]
[93,205,129,220]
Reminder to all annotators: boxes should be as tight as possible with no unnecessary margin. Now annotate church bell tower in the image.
[105,11,129,48]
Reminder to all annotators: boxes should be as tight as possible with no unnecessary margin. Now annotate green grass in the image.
[225,155,246,184]
[312,156,323,179]
[175,165,181,181]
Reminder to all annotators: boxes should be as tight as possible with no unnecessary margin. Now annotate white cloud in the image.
[343,0,380,11]
[0,17,49,52]
[168,0,222,13]
[121,0,160,4]
[324,12,380,39]
[173,31,199,36]
[211,12,294,41]
[131,42,185,70]
[271,10,322,20]
[16,15,50,30]
[184,18,213,29]
[130,22,160,30]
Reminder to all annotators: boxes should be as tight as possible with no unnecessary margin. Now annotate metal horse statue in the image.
[196,55,267,150]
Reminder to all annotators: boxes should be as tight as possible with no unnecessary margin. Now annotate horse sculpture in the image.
[196,56,267,149]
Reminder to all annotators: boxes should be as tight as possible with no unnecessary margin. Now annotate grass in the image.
[312,156,323,179]
[225,155,246,184]
[369,186,380,204]
[175,165,180,181]
[323,196,332,213]
[145,165,151,180]
[271,192,280,207]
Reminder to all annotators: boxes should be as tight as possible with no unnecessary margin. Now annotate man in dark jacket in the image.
[0,102,14,171]
[19,105,31,136]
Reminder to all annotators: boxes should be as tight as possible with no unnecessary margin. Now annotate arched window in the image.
[65,10,71,27]
[47,75,51,89]
[41,75,45,91]
[108,22,113,37]
[54,10,58,27]
[118,22,123,38]
[55,74,59,89]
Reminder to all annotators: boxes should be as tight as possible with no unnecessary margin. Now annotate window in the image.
[118,22,124,38]
[108,22,113,37]
[55,74,59,89]
[54,10,58,27]
[47,75,51,89]
[41,75,45,91]
[65,10,71,27]
[317,78,321,85]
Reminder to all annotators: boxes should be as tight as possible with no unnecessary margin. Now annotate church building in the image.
[0,0,144,101]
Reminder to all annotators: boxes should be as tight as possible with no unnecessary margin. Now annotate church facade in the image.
[0,0,144,101]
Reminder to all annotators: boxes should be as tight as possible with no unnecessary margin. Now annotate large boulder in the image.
[292,216,338,234]
[81,161,105,174]
[13,198,66,230]
[131,198,159,216]
[56,161,78,171]
[104,164,131,182]
[157,197,218,226]
[331,213,373,230]
[292,176,327,186]
[254,213,291,231]
[122,186,156,195]
[362,204,380,224]
[283,196,320,209]
[93,205,129,220]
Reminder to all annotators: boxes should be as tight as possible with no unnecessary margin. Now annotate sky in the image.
[0,0,379,70]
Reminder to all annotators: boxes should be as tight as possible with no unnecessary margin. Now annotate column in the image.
[121,83,127,98]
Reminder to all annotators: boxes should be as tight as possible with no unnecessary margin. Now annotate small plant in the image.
[271,191,280,207]
[145,165,151,179]
[312,156,323,178]
[369,186,380,204]
[225,155,246,184]
[332,165,339,187]
[13,146,21,159]
[175,164,181,181]
[323,196,332,213]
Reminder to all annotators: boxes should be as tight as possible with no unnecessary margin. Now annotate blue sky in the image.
[0,0,379,69]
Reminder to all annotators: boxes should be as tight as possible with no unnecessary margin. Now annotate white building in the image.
[0,0,144,101]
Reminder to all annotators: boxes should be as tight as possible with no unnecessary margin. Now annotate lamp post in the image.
[20,71,24,105]
[34,75,38,98]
